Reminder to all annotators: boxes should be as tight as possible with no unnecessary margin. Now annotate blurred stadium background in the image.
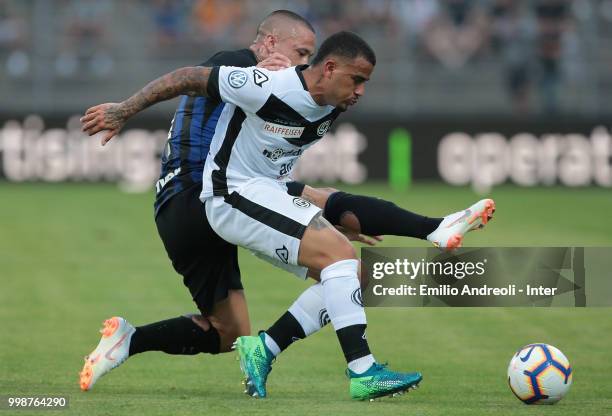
[1,1,611,415]
[1,0,612,190]
[2,0,612,115]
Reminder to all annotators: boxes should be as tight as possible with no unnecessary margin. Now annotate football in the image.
[507,343,573,404]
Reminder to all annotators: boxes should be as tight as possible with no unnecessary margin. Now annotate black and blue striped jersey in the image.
[154,49,257,216]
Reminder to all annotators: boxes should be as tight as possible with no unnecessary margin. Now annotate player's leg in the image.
[287,182,443,239]
[233,212,375,397]
[259,195,496,366]
[163,289,251,354]
[254,258,368,357]
[276,215,421,399]
[129,189,249,355]
[79,185,247,390]
[80,314,223,392]
[324,189,496,249]
[206,181,421,398]
[81,280,248,390]
[298,214,375,372]
[79,308,238,391]
[257,255,372,360]
[262,283,325,356]
[207,289,251,352]
[238,214,421,399]
[288,182,495,248]
[205,181,367,394]
[127,288,250,357]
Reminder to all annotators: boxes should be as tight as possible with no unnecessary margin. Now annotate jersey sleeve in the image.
[206,65,273,114]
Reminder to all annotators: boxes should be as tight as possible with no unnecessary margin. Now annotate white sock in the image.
[320,259,366,330]
[348,354,375,374]
[320,259,376,368]
[263,333,281,357]
[288,283,327,336]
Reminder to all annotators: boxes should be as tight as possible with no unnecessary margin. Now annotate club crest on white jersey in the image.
[201,65,341,198]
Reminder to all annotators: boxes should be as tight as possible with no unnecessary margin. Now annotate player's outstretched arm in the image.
[80,66,213,145]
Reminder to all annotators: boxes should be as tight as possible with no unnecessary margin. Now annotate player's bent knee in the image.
[191,313,251,343]
[315,236,357,269]
[300,212,358,271]
[333,239,357,262]
[185,313,211,331]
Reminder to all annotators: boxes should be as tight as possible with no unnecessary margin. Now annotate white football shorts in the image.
[203,177,321,279]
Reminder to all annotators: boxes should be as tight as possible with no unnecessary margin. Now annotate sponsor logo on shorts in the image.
[228,70,248,88]
[319,308,330,327]
[292,197,311,208]
[351,288,364,307]
[263,122,304,139]
[317,120,331,136]
[276,245,289,264]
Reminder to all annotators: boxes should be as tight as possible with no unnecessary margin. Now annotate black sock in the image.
[265,311,306,352]
[336,324,370,363]
[128,316,220,356]
[324,192,442,240]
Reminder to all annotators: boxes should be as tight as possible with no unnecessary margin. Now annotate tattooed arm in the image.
[80,66,213,145]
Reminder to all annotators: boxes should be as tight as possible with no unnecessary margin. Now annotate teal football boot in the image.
[233,333,274,398]
[348,363,422,401]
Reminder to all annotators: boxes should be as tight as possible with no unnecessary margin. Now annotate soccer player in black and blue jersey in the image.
[78,11,494,393]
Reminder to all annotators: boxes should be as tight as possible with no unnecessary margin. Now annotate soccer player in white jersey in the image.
[81,31,495,400]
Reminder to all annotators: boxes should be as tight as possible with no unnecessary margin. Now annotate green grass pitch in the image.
[1,182,611,415]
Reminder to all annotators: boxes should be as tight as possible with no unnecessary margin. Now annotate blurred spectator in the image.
[0,0,610,116]
[191,0,245,44]
[55,0,114,78]
[534,0,570,114]
[299,0,345,36]
[0,0,29,77]
[152,0,188,48]
[390,0,440,48]
[422,0,490,69]
[350,0,396,39]
[490,0,536,114]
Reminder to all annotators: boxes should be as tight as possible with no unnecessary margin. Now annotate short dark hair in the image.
[257,10,316,35]
[311,31,376,66]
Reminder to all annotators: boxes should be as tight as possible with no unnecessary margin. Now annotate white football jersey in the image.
[200,65,341,199]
